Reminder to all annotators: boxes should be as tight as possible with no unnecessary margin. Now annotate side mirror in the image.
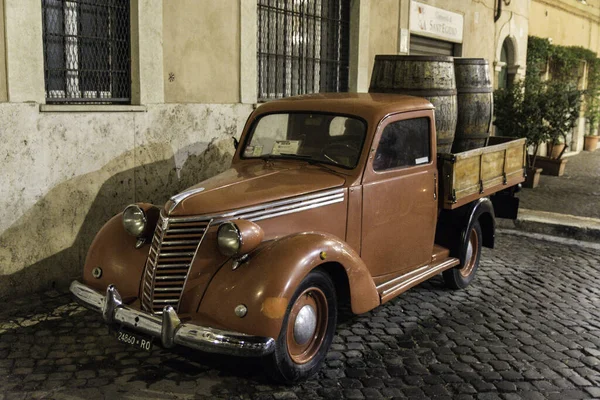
[232,136,239,149]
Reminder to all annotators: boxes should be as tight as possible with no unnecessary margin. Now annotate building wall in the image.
[0,0,250,299]
[363,0,530,88]
[0,0,6,102]
[12,0,600,299]
[530,0,600,52]
[529,0,600,153]
[367,0,400,85]
[406,0,497,61]
[163,0,241,104]
[0,103,251,299]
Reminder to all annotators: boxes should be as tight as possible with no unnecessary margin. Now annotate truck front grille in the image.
[141,215,211,314]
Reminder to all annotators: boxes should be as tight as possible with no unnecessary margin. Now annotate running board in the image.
[376,257,460,304]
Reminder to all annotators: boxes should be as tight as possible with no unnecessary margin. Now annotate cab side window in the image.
[373,117,431,171]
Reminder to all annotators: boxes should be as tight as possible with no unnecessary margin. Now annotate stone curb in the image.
[496,208,600,243]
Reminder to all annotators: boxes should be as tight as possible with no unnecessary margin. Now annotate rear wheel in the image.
[267,270,337,383]
[443,220,482,289]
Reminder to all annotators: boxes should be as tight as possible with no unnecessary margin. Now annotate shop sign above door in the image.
[410,1,464,43]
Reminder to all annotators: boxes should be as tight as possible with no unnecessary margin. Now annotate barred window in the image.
[257,0,350,102]
[41,0,131,104]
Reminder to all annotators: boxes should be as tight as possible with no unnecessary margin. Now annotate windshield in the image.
[242,113,367,169]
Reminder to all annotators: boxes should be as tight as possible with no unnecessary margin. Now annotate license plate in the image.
[116,328,153,351]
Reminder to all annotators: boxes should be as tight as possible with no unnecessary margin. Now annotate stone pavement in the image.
[1,234,600,399]
[497,150,600,242]
[518,150,600,220]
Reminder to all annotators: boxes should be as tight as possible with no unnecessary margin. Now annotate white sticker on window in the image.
[252,145,263,156]
[415,156,429,165]
[244,145,263,157]
[272,140,301,155]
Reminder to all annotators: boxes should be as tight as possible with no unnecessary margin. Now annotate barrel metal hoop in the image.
[457,88,493,94]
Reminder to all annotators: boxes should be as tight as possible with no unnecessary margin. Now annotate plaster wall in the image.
[0,103,252,299]
[367,0,400,86]
[163,0,240,104]
[349,0,371,92]
[0,0,7,102]
[131,0,165,105]
[3,0,45,103]
[530,0,600,52]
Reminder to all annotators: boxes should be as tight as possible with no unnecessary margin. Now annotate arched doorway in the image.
[497,37,516,89]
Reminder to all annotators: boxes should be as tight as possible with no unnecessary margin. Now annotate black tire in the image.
[266,269,337,383]
[443,220,482,289]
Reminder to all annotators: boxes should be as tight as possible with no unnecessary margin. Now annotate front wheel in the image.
[443,220,482,289]
[267,270,337,383]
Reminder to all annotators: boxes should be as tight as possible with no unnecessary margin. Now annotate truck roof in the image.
[254,93,434,122]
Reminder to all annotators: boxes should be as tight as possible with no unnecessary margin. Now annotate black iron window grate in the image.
[42,0,131,104]
[257,0,350,102]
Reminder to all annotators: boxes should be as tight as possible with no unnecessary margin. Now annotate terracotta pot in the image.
[523,167,543,189]
[535,156,568,176]
[547,142,566,159]
[584,135,599,152]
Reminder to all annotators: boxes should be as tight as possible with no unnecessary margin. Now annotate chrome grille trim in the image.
[141,188,346,314]
[166,188,346,224]
[141,216,212,315]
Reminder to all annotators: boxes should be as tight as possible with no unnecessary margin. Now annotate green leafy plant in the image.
[585,58,600,136]
[543,80,582,159]
[494,79,548,168]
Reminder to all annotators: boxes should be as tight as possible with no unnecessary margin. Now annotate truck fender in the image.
[436,198,496,264]
[81,213,148,299]
[196,232,380,340]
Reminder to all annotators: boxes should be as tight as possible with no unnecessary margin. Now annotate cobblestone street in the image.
[1,233,600,400]
[518,150,600,219]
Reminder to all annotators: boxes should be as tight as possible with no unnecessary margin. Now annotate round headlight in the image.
[217,222,242,257]
[122,204,147,237]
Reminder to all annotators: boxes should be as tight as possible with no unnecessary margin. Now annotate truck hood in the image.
[165,162,346,217]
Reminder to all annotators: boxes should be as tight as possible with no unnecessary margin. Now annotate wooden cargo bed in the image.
[438,137,526,210]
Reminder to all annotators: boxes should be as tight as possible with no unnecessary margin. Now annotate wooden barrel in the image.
[452,58,493,152]
[369,55,457,153]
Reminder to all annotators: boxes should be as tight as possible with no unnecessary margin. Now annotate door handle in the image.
[433,174,438,200]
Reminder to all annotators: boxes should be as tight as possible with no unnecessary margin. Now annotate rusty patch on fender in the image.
[261,297,288,319]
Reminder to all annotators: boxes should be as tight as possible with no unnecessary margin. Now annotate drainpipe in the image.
[494,0,502,22]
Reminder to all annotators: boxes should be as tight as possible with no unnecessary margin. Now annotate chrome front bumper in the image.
[70,280,275,357]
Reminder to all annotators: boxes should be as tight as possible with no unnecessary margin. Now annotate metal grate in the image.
[141,215,211,315]
[41,0,131,104]
[257,0,350,102]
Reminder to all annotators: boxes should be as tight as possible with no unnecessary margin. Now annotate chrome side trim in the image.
[70,281,276,357]
[166,187,346,224]
[168,187,206,215]
[250,196,344,222]
[377,258,460,297]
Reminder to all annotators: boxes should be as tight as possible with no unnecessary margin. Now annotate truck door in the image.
[361,110,437,278]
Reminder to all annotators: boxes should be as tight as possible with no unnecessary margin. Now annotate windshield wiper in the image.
[280,153,344,167]
[259,153,344,173]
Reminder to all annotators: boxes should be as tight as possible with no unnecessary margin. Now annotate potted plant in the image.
[494,79,546,188]
[535,80,581,176]
[585,130,599,152]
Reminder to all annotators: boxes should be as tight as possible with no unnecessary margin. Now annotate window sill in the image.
[39,104,147,113]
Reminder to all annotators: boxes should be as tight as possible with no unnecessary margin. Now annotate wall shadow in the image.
[0,139,234,300]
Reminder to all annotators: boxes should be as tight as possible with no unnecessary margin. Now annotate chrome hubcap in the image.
[465,240,474,265]
[293,304,317,345]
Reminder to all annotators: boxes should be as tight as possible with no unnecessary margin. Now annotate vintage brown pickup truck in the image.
[71,92,525,382]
